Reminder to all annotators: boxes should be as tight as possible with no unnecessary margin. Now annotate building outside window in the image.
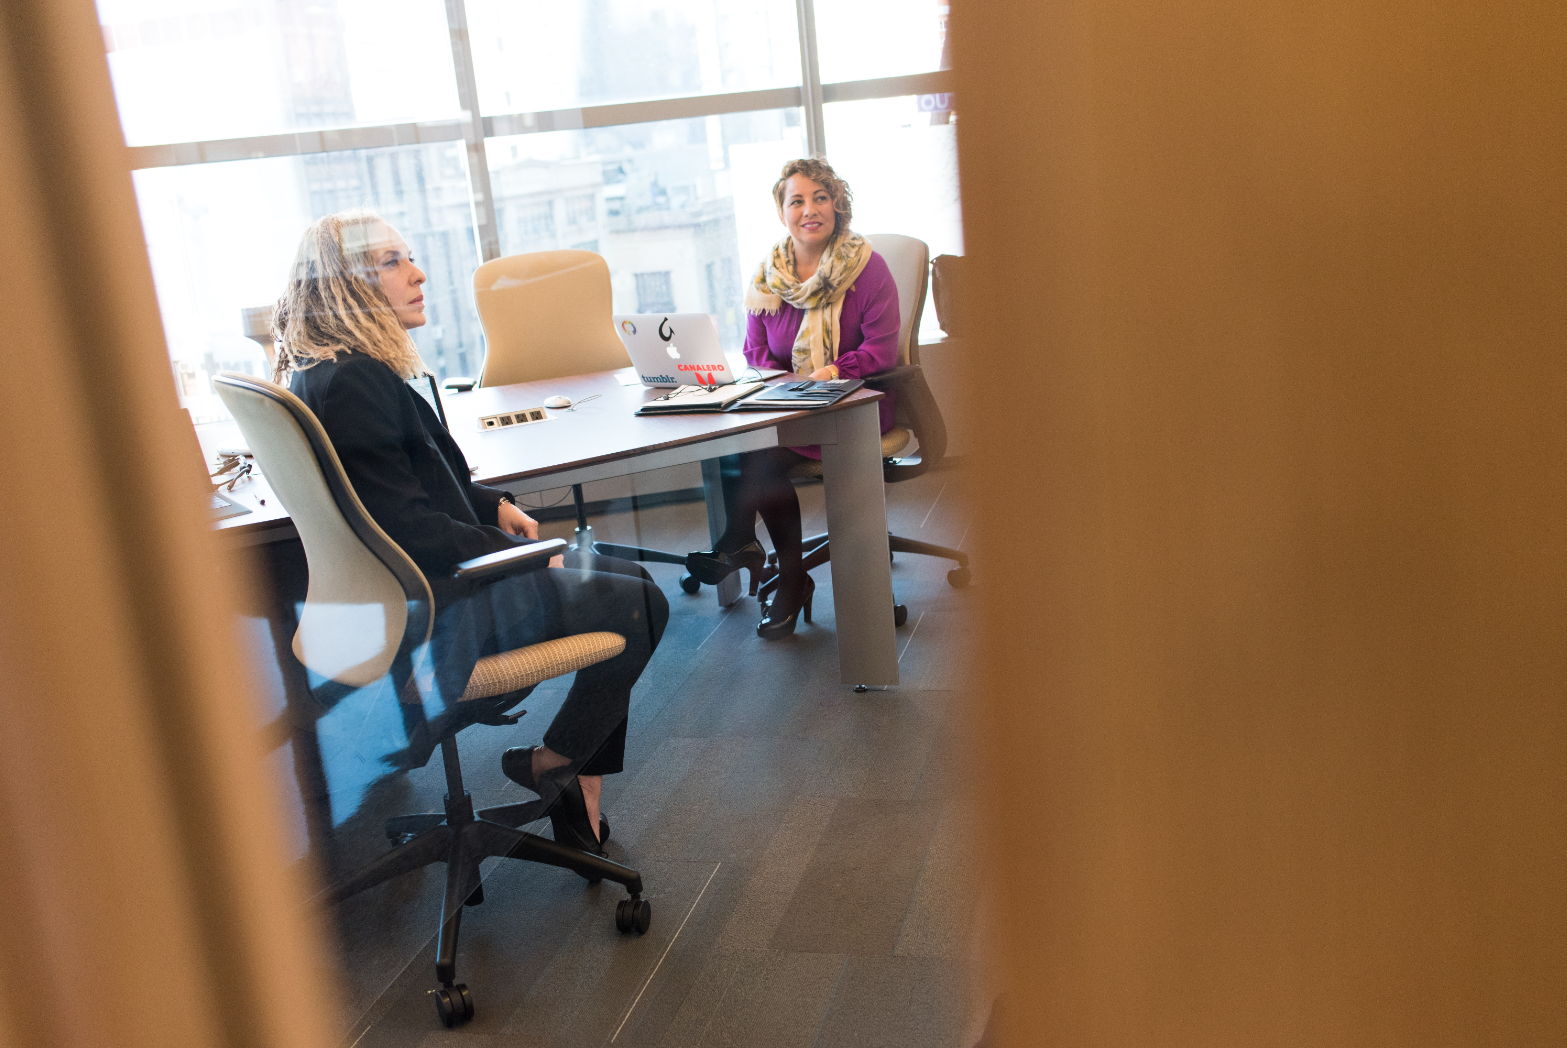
[565,191,597,226]
[634,271,677,314]
[512,199,558,245]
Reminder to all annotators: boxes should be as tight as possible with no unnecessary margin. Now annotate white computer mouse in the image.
[543,395,572,409]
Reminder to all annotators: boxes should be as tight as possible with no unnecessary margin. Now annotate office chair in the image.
[758,233,971,620]
[468,249,702,581]
[213,372,651,1030]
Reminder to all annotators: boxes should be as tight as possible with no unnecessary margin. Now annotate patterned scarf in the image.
[743,230,873,374]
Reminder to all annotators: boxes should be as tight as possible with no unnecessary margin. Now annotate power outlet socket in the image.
[479,406,550,431]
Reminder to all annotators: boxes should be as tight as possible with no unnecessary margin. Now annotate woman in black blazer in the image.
[274,210,667,855]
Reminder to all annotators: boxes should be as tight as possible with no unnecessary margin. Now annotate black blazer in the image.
[290,352,520,588]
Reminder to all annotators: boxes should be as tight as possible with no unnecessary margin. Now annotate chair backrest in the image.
[213,373,432,688]
[864,233,930,367]
[929,254,964,336]
[858,234,947,481]
[472,250,633,387]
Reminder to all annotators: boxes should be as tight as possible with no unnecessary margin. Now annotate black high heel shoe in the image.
[685,539,766,592]
[757,573,814,640]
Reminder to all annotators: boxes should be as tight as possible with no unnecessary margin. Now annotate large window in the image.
[487,108,805,349]
[102,0,957,413]
[814,0,949,83]
[466,0,800,114]
[131,141,483,420]
[825,95,961,340]
[99,0,462,146]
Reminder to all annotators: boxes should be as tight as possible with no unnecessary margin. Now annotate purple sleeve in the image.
[831,253,901,379]
[743,310,774,369]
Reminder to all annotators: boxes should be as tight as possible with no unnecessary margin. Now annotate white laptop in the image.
[614,313,738,388]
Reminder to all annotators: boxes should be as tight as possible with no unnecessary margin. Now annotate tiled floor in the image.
[247,466,986,1047]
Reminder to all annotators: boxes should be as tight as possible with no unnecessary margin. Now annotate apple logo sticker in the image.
[666,344,681,359]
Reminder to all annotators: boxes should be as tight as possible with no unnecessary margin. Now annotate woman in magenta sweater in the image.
[685,157,901,639]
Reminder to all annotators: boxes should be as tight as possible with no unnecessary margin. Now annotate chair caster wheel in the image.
[679,572,702,594]
[616,897,652,934]
[854,684,870,693]
[894,604,908,627]
[431,983,473,1027]
[947,566,971,588]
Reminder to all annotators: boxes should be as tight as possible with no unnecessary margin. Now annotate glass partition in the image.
[104,0,978,1042]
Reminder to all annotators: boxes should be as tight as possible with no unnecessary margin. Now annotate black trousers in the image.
[430,551,668,776]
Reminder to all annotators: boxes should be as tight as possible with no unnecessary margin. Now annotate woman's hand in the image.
[498,501,566,568]
[497,500,538,539]
[807,366,839,381]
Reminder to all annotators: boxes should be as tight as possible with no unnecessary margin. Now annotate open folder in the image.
[729,378,864,410]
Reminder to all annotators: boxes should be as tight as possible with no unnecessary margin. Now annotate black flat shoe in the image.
[501,745,575,813]
[757,573,814,640]
[501,745,542,792]
[501,745,545,793]
[685,540,766,590]
[549,777,604,857]
[503,746,605,857]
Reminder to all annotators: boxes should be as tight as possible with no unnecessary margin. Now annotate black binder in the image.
[729,378,864,410]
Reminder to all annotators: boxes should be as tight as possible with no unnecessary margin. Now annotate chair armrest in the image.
[862,364,923,390]
[451,538,568,583]
[864,363,949,476]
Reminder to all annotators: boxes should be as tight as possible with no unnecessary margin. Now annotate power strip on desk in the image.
[479,407,551,431]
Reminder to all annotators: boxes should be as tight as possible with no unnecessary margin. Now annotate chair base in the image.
[591,541,688,567]
[317,736,649,1027]
[756,531,971,606]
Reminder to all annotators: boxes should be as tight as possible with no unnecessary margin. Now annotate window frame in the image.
[119,0,954,267]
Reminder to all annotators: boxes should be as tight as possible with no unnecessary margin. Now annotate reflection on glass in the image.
[486,109,806,351]
[96,0,462,146]
[466,0,800,114]
[814,0,948,84]
[824,95,961,340]
[133,142,483,421]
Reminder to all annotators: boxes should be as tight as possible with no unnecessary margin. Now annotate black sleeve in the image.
[318,360,516,576]
[469,482,510,527]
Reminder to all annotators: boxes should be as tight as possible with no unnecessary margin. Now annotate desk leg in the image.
[700,458,741,608]
[817,401,899,687]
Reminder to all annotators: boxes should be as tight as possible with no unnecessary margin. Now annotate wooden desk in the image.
[206,369,899,687]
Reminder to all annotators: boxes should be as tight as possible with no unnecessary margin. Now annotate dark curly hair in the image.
[772,156,853,232]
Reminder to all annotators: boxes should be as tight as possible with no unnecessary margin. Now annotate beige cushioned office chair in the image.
[761,233,972,620]
[789,232,926,481]
[213,372,651,1030]
[470,249,694,572]
[472,249,632,387]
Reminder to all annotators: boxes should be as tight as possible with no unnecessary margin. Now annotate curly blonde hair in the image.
[271,209,427,383]
[772,156,853,232]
